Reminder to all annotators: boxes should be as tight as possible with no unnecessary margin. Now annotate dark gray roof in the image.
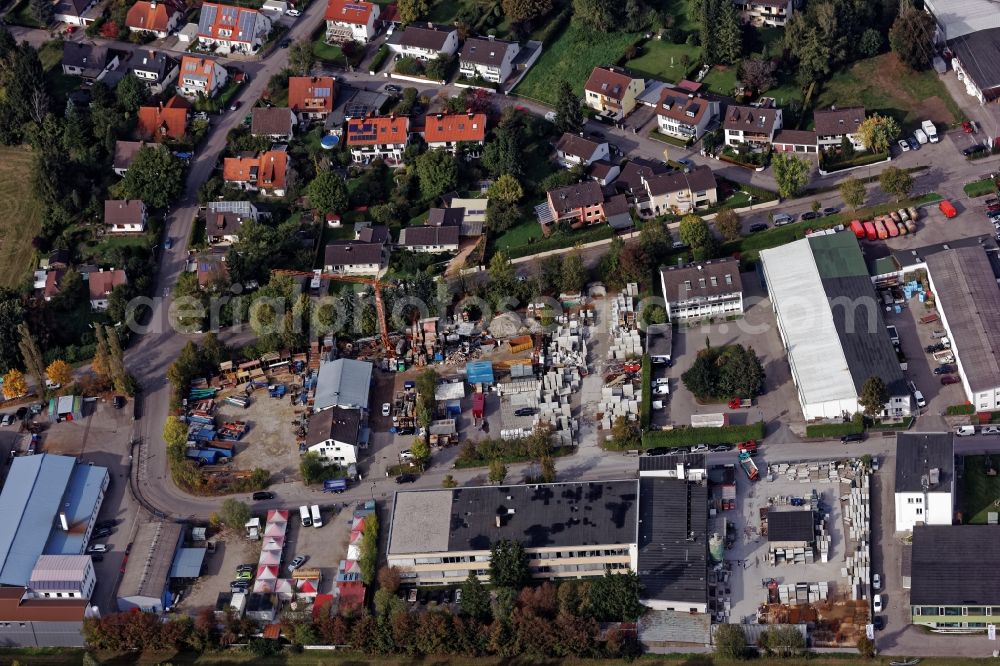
[556,132,604,160]
[723,105,779,134]
[397,23,455,51]
[645,323,672,358]
[307,406,361,447]
[358,224,389,244]
[113,140,145,171]
[925,247,1000,393]
[62,43,107,71]
[460,36,516,67]
[399,224,460,247]
[643,165,716,196]
[813,107,865,137]
[949,27,1000,100]
[659,258,742,302]
[447,480,639,551]
[638,452,705,472]
[884,235,996,272]
[766,509,814,543]
[547,180,604,211]
[911,526,1000,605]
[894,432,954,494]
[328,85,390,126]
[603,193,630,217]
[773,129,817,146]
[427,208,463,227]
[637,477,708,605]
[129,50,173,81]
[251,107,294,136]
[324,241,384,267]
[616,158,669,202]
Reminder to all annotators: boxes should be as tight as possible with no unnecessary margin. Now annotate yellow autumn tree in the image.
[46,359,73,388]
[2,369,28,400]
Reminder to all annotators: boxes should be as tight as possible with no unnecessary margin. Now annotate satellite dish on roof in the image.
[320,135,340,150]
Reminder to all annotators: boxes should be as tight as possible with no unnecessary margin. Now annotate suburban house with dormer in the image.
[555,133,610,167]
[545,181,607,228]
[197,3,271,55]
[422,112,486,155]
[584,66,645,121]
[324,0,379,43]
[137,95,190,141]
[61,43,118,81]
[732,0,793,26]
[104,200,147,233]
[723,104,783,147]
[88,269,127,311]
[655,91,718,141]
[126,0,182,38]
[223,150,289,196]
[288,76,335,121]
[459,36,520,84]
[178,56,228,97]
[346,115,410,164]
[641,165,718,215]
[251,107,297,140]
[127,51,178,95]
[204,201,259,245]
[814,106,866,151]
[388,23,459,61]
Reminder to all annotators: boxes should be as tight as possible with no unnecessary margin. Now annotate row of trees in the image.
[715,623,807,659]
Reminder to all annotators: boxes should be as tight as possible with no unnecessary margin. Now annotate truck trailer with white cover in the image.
[310,504,322,528]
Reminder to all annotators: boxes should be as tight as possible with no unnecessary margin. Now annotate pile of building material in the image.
[546,320,587,368]
[607,284,642,360]
[841,469,872,601]
[598,383,641,428]
[498,368,578,445]
[772,582,829,605]
[766,460,844,483]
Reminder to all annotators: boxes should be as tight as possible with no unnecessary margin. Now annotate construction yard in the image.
[718,458,875,647]
[214,385,305,482]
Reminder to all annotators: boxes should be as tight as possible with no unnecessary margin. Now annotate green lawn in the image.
[746,26,785,58]
[964,178,998,198]
[959,455,1000,524]
[623,39,700,82]
[513,23,640,104]
[0,147,42,289]
[816,53,964,131]
[494,217,542,251]
[702,64,739,96]
[646,0,697,33]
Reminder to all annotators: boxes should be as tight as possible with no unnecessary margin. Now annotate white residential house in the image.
[125,0,182,38]
[659,258,743,322]
[388,23,459,61]
[642,165,718,215]
[104,200,147,233]
[127,51,178,95]
[178,56,228,98]
[88,269,128,311]
[324,0,379,44]
[732,0,793,26]
[196,3,271,55]
[305,407,362,463]
[323,241,387,275]
[722,104,783,147]
[814,106,866,151]
[554,133,610,167]
[459,36,519,83]
[893,433,954,532]
[655,91,718,141]
[398,225,460,253]
[346,115,409,164]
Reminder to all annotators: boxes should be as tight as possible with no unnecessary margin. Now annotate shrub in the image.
[632,422,766,449]
[639,355,651,429]
[804,414,864,438]
[947,403,975,415]
[369,44,389,71]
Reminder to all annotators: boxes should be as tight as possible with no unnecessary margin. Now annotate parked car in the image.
[112,395,126,409]
[841,432,865,444]
[384,84,401,94]
[963,143,987,157]
[286,8,300,15]
[956,425,976,437]
[801,211,821,221]
[399,449,414,461]
[382,402,391,417]
[926,343,946,353]
[395,473,417,484]
[873,595,883,613]
[897,139,910,152]
[820,207,838,216]
[982,426,1000,435]
[87,544,109,554]
[941,375,960,385]
[933,365,954,375]
[652,385,669,395]
[230,581,250,592]
[454,588,462,604]
[676,158,693,172]
[772,213,794,226]
[92,527,113,539]
[691,444,710,453]
[873,573,881,590]
[0,414,13,427]
[230,100,241,111]
[749,223,768,233]
[287,555,307,572]
[962,120,974,133]
[514,407,536,417]
[252,491,274,500]
[711,444,733,452]
[236,569,253,581]
[645,447,673,456]
[237,564,254,573]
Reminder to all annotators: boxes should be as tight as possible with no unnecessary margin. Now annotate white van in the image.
[908,381,926,408]
[299,505,312,527]
[956,425,976,437]
[310,505,322,528]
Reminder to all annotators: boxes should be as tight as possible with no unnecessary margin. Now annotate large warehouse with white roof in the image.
[924,0,1000,103]
[760,231,911,421]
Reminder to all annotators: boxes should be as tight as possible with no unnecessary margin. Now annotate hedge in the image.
[534,6,571,45]
[635,421,765,449]
[639,355,651,430]
[820,150,889,172]
[873,416,914,431]
[369,45,389,72]
[805,416,863,439]
[947,404,975,415]
[505,225,614,259]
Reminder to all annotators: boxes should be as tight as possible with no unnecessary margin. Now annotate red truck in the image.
[863,221,877,241]
[737,440,758,453]
[850,220,865,239]
[939,200,957,218]
[728,398,752,409]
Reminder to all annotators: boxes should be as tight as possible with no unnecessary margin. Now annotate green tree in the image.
[717,345,765,399]
[482,124,522,178]
[715,208,742,241]
[501,0,551,23]
[489,539,528,587]
[29,0,53,24]
[678,214,719,259]
[840,134,856,158]
[539,455,556,483]
[638,217,672,257]
[609,415,640,450]
[714,623,748,659]
[114,146,184,208]
[859,27,883,57]
[299,451,334,484]
[588,571,643,621]
[856,113,901,153]
[739,58,776,95]
[115,73,147,113]
[288,39,316,76]
[359,513,379,585]
[859,375,889,416]
[716,0,743,65]
[460,571,491,621]
[889,4,935,70]
[554,80,583,135]
[642,304,667,325]
[856,635,876,658]
[307,169,349,214]
[698,0,721,64]
[682,352,718,400]
[560,252,586,294]
[415,149,458,201]
[573,0,616,31]
[163,416,188,457]
[442,474,458,488]
[839,176,866,211]
[488,458,507,485]
[0,291,25,373]
[878,165,913,202]
[772,153,811,199]
[486,200,521,233]
[220,499,250,529]
[17,323,45,397]
[487,173,524,204]
[410,436,431,470]
[396,0,428,22]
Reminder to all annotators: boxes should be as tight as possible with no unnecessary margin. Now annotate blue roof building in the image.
[466,360,494,385]
[0,454,109,587]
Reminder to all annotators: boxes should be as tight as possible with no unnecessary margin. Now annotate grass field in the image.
[816,53,964,131]
[959,454,1000,524]
[513,23,639,104]
[702,63,739,96]
[964,177,998,198]
[0,147,42,289]
[624,39,700,82]
[494,217,543,251]
[647,0,697,33]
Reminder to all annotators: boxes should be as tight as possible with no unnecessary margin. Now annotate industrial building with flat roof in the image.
[314,358,372,412]
[924,247,1000,411]
[910,525,1000,630]
[387,478,710,612]
[760,232,911,421]
[894,432,954,532]
[766,510,815,547]
[0,454,109,587]
[117,521,185,613]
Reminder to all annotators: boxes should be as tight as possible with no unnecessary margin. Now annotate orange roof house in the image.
[346,115,409,164]
[423,112,486,148]
[223,150,289,195]
[288,76,335,118]
[137,95,190,140]
[125,0,180,35]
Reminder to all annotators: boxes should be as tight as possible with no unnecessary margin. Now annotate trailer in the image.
[862,221,877,241]
[919,313,940,324]
[472,392,485,420]
[739,451,759,481]
[692,413,728,428]
[874,218,888,240]
[884,217,899,237]
[939,200,957,218]
[849,220,865,239]
[728,398,752,409]
[932,350,955,364]
[737,440,758,453]
[323,479,348,493]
